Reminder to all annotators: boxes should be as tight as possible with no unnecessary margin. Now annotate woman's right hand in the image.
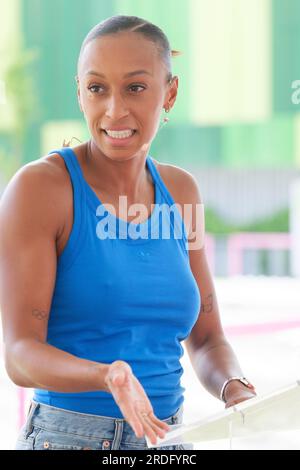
[104,360,170,445]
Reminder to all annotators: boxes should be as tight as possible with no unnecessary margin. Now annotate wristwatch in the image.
[220,376,256,403]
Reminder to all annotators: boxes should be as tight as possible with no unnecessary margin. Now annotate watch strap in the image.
[220,376,255,402]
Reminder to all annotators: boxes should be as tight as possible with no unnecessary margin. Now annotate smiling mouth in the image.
[102,129,136,133]
[102,129,136,140]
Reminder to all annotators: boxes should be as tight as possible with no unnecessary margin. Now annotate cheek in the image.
[80,90,163,124]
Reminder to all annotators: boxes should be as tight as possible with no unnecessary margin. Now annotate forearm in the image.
[188,337,244,400]
[5,338,110,393]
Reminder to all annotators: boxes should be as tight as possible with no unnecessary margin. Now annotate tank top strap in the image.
[49,147,86,190]
[147,156,176,208]
[48,147,87,272]
[147,156,188,246]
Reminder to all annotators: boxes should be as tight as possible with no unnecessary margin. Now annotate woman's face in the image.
[77,32,178,159]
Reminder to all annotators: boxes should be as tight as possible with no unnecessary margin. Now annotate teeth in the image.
[106,129,134,139]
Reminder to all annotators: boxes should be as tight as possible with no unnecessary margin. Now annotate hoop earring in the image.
[158,106,170,131]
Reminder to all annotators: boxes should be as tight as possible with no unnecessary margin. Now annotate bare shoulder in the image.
[2,152,67,190]
[152,159,203,239]
[0,152,69,237]
[152,158,202,205]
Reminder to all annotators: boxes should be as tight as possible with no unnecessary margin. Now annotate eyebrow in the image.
[85,69,153,78]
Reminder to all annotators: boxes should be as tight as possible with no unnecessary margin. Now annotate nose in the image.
[105,93,129,120]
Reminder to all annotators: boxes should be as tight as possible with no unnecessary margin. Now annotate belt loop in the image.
[24,401,40,438]
[27,401,33,417]
[172,404,183,424]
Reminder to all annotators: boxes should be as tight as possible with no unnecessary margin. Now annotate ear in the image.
[164,75,179,111]
[75,75,83,113]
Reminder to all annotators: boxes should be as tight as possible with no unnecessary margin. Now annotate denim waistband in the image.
[24,400,184,441]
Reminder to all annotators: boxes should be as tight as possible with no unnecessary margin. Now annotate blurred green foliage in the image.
[3,47,40,169]
[205,207,289,234]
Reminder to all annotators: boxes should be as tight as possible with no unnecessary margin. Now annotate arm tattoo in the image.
[31,308,49,321]
[200,294,214,314]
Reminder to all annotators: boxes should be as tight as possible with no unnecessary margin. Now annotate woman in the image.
[0,15,256,451]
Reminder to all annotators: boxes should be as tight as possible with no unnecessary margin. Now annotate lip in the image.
[103,127,136,131]
[102,129,137,146]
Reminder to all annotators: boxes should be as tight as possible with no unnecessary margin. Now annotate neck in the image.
[84,139,151,201]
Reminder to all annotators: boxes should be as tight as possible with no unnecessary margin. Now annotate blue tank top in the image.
[33,147,201,419]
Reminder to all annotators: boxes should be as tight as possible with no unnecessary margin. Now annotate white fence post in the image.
[290,179,300,277]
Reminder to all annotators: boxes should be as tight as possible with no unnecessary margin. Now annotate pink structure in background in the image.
[227,232,291,276]
[17,387,26,430]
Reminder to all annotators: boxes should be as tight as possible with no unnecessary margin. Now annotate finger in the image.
[141,416,160,445]
[147,412,170,431]
[130,417,144,439]
[142,415,168,439]
[225,401,235,408]
[225,400,239,408]
[122,406,145,439]
[126,409,165,441]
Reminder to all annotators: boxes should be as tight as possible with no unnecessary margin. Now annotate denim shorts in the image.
[15,400,194,450]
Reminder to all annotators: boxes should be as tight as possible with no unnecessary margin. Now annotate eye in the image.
[88,85,104,93]
[87,84,146,94]
[129,84,146,93]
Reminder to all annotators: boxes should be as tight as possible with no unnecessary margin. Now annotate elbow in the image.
[185,332,229,361]
[4,360,25,387]
[3,341,33,388]
[6,371,24,388]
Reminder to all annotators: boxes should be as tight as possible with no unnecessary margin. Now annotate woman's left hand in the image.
[224,381,257,409]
